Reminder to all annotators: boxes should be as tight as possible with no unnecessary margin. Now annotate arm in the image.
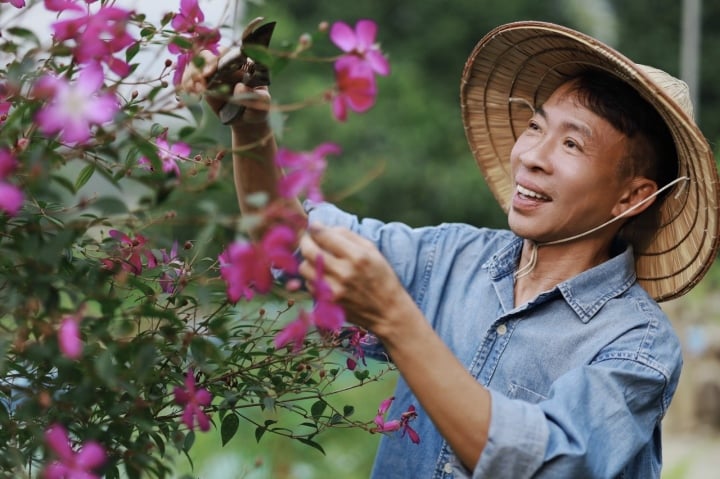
[298,223,677,478]
[298,224,491,470]
[182,52,306,238]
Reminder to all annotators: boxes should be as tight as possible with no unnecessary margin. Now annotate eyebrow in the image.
[535,105,593,139]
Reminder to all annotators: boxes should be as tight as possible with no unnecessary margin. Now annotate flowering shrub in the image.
[0,0,416,478]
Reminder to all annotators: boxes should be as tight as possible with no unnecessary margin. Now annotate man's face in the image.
[508,81,632,244]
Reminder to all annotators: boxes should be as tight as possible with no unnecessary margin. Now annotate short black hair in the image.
[565,69,678,190]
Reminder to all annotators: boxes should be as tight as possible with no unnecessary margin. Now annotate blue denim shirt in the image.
[306,201,682,479]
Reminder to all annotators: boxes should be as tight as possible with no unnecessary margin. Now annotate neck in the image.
[514,238,612,306]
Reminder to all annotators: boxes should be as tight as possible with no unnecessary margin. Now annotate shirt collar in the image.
[486,235,637,323]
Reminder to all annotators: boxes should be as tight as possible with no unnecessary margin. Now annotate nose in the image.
[513,133,553,173]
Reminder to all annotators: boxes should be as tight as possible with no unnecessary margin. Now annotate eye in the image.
[564,138,580,150]
[527,119,541,131]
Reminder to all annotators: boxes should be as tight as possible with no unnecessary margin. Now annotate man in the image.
[189,21,719,478]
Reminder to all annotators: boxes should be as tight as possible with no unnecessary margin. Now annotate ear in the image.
[612,177,658,218]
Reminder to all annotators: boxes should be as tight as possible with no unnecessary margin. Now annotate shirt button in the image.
[496,324,508,335]
[443,462,453,474]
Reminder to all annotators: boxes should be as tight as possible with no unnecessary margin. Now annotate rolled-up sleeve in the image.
[469,357,670,478]
[471,391,549,478]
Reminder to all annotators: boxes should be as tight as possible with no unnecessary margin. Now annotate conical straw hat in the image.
[460,21,719,301]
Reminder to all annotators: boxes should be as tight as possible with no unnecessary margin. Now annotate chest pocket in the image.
[507,382,549,403]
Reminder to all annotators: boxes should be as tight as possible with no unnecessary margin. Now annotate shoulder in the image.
[598,285,682,381]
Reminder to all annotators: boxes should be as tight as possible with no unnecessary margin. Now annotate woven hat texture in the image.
[460,21,719,301]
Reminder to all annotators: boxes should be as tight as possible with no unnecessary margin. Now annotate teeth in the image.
[517,184,550,200]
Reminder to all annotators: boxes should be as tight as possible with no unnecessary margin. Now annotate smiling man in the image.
[193,20,719,479]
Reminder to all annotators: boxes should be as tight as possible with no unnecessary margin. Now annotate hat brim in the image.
[460,21,719,301]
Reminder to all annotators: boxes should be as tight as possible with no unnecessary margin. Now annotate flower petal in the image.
[354,20,378,51]
[44,424,73,461]
[0,182,23,216]
[329,21,356,53]
[58,316,82,359]
[75,441,106,469]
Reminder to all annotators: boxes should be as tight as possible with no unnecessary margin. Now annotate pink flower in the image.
[374,396,400,432]
[138,131,191,177]
[43,423,106,479]
[58,314,83,359]
[331,59,377,122]
[1,0,26,8]
[372,397,420,444]
[0,148,17,178]
[51,5,135,77]
[44,0,84,13]
[345,326,368,367]
[101,230,157,274]
[330,20,390,77]
[0,82,10,120]
[158,241,191,295]
[309,255,345,332]
[34,63,118,145]
[0,149,23,216]
[174,369,212,432]
[346,357,357,370]
[274,310,312,353]
[170,28,221,86]
[171,0,205,32]
[168,0,220,85]
[219,225,299,303]
[400,405,420,444]
[0,183,23,217]
[275,143,341,202]
[274,256,346,355]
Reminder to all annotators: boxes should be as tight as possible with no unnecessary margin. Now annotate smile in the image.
[517,184,551,201]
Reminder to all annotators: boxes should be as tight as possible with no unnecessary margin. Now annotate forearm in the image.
[230,122,305,238]
[377,298,491,471]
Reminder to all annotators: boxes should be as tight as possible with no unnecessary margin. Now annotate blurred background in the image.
[60,0,720,477]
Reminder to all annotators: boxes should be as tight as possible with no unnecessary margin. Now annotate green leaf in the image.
[170,35,193,50]
[220,414,239,446]
[127,276,156,297]
[94,349,119,389]
[6,27,40,45]
[353,369,370,382]
[297,437,326,455]
[254,425,266,443]
[310,399,327,419]
[139,26,156,38]
[75,164,96,191]
[92,196,129,215]
[125,41,141,62]
[0,336,11,373]
[150,432,166,457]
[183,430,195,452]
[343,405,355,417]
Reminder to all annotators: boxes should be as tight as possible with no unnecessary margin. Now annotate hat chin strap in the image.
[514,176,690,279]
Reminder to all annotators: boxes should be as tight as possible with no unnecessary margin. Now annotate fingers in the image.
[179,50,220,97]
[232,84,270,124]
[298,224,383,298]
[306,223,371,259]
